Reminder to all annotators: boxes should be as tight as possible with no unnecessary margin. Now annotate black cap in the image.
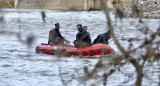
[55,23,60,27]
[77,24,82,26]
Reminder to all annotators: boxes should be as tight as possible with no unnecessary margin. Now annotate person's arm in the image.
[58,32,63,38]
[59,32,70,43]
[64,38,70,43]
[76,32,81,41]
[63,35,70,43]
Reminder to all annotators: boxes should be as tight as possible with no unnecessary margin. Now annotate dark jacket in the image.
[93,30,110,44]
[74,25,91,48]
[48,29,64,44]
[76,27,91,43]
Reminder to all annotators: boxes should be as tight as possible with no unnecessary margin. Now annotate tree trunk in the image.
[14,0,18,8]
[135,66,143,86]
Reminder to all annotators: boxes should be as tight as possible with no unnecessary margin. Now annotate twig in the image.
[5,0,13,8]
[58,66,67,86]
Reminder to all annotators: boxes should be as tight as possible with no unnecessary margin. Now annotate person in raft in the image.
[83,26,90,35]
[93,30,111,45]
[74,24,91,48]
[48,23,70,45]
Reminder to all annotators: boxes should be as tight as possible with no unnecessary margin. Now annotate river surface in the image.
[0,9,160,86]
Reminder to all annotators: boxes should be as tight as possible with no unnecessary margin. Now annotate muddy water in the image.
[0,9,159,86]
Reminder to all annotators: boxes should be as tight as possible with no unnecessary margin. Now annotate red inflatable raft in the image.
[36,43,115,57]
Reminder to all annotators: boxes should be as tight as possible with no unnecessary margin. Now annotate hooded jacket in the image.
[75,25,91,45]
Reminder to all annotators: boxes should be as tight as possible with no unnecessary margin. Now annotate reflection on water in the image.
[0,9,160,86]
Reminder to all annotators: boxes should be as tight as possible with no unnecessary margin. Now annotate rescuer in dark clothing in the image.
[83,26,90,35]
[93,30,111,45]
[48,23,69,45]
[74,24,91,48]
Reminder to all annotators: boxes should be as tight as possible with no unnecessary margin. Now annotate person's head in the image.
[83,26,87,31]
[77,24,84,32]
[77,24,82,29]
[55,23,60,30]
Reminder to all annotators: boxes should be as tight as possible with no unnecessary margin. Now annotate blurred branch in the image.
[41,11,46,23]
[5,0,14,8]
[0,30,35,48]
[100,0,141,72]
[58,66,67,86]
[99,0,148,86]
[0,30,17,35]
[100,0,126,54]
